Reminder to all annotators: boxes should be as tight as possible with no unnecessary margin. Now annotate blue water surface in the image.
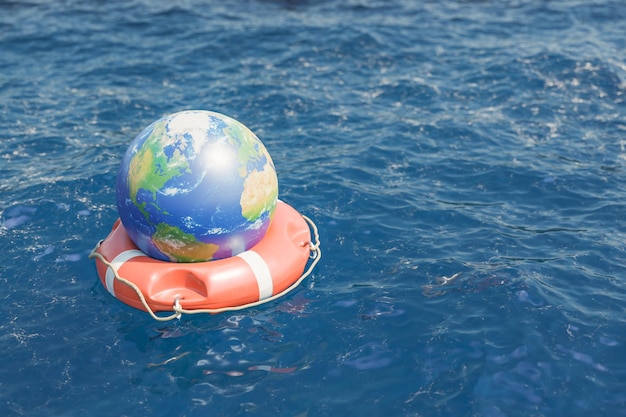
[1,0,626,416]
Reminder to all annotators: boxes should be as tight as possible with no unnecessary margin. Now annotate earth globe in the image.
[116,110,278,262]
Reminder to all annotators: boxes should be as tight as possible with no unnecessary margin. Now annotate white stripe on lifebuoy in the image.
[105,250,145,296]
[237,250,273,300]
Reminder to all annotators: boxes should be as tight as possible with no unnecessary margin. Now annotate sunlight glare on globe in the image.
[201,142,237,173]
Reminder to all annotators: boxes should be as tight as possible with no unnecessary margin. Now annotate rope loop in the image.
[301,214,321,260]
[89,213,321,321]
[172,297,183,320]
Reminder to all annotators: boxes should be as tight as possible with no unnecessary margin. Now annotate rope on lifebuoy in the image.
[89,215,321,321]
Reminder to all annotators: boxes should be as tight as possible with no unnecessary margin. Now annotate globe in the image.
[116,110,278,262]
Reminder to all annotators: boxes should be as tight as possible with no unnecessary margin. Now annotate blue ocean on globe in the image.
[116,110,278,262]
[1,1,626,416]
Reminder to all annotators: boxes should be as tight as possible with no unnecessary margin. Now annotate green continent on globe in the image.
[127,120,189,220]
[153,223,219,262]
[240,161,278,221]
[224,121,269,178]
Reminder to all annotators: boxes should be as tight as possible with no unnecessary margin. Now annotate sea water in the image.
[1,1,625,416]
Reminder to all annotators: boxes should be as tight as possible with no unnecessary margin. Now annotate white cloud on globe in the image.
[249,217,266,230]
[166,111,213,155]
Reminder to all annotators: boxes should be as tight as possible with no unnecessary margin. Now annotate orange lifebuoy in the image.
[91,201,320,318]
